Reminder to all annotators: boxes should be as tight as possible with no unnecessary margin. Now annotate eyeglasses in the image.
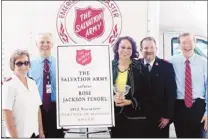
[15,61,30,67]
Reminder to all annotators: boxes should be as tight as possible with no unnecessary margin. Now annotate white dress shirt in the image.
[144,58,155,71]
[169,54,207,116]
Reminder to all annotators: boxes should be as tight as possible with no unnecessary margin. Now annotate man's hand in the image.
[158,117,169,129]
[39,132,45,138]
[201,115,208,131]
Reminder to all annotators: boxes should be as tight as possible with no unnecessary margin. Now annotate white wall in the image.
[159,1,207,37]
[2,1,149,78]
[147,1,160,57]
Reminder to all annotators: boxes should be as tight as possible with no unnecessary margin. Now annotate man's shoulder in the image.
[155,58,173,70]
[51,56,56,62]
[51,56,56,59]
[29,58,41,72]
[195,54,207,63]
[132,59,144,71]
[165,54,183,65]
[160,59,172,66]
[30,57,41,64]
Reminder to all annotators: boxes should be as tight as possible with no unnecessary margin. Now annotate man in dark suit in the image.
[137,37,177,138]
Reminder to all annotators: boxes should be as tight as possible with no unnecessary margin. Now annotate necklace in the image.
[118,66,130,73]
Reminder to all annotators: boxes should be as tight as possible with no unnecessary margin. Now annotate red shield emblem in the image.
[76,49,92,66]
[74,6,105,41]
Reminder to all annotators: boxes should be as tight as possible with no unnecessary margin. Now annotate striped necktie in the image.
[43,59,51,111]
[184,60,192,108]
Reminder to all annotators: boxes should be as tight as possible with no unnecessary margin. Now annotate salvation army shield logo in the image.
[74,7,105,41]
[57,1,122,46]
[76,49,92,66]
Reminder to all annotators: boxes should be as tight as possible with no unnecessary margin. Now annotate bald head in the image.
[36,32,53,58]
[36,32,53,43]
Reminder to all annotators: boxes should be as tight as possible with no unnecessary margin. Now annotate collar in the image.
[12,73,18,81]
[182,53,196,64]
[12,73,31,91]
[144,58,155,67]
[12,73,29,81]
[39,56,52,63]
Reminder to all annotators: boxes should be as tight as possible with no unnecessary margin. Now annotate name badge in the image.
[46,84,52,94]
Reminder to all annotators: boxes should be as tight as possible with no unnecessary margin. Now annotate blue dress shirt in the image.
[28,56,56,102]
[169,54,207,116]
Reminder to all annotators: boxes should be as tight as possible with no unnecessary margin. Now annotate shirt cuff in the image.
[204,110,207,117]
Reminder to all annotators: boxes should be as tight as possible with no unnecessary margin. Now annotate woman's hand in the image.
[116,99,132,107]
[3,110,18,138]
[114,93,132,107]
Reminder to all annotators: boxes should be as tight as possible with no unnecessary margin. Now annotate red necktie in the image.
[43,59,51,111]
[185,60,192,108]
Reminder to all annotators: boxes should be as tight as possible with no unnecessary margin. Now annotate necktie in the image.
[43,59,51,111]
[145,63,151,72]
[185,60,192,108]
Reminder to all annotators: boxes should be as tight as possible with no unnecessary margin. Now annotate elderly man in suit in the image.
[137,37,177,138]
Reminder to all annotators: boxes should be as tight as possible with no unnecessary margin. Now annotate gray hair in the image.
[35,32,53,44]
[10,49,31,71]
[178,33,196,43]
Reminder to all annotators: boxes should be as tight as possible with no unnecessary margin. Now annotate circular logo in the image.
[56,0,122,46]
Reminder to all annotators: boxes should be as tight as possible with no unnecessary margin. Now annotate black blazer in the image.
[137,57,177,121]
[112,59,146,119]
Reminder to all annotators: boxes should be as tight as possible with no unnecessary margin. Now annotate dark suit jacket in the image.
[112,59,146,119]
[137,57,177,121]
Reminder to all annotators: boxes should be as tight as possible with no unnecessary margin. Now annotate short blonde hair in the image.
[10,50,31,71]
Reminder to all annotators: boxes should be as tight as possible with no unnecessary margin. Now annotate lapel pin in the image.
[155,62,159,66]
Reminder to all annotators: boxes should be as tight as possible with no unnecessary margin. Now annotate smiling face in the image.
[36,33,53,58]
[14,55,30,76]
[118,39,133,60]
[140,40,157,62]
[179,34,195,55]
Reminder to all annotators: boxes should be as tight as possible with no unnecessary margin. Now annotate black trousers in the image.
[111,114,147,138]
[144,118,170,138]
[40,102,65,138]
[174,98,206,138]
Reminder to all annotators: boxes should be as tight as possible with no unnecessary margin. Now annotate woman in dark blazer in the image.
[110,36,147,138]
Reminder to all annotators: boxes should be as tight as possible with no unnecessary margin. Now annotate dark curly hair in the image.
[113,36,138,60]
